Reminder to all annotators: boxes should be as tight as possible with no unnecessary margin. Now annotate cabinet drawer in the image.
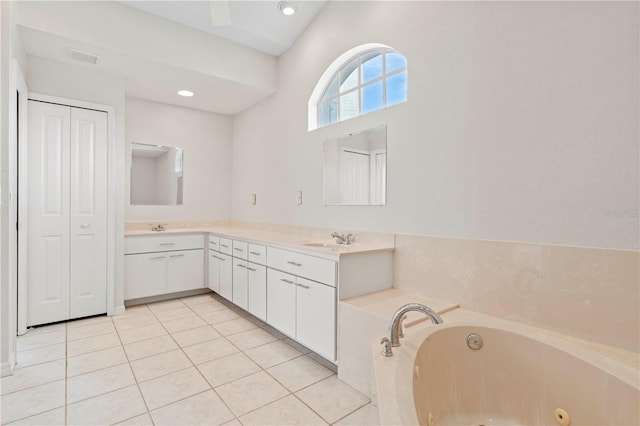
[248,243,266,265]
[125,234,204,254]
[267,247,336,286]
[219,237,233,255]
[232,240,248,259]
[208,235,220,251]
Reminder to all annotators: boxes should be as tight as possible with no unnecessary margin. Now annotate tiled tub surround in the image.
[1,294,377,425]
[373,309,640,425]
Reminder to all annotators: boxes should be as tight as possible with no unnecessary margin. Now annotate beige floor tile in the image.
[67,385,147,425]
[147,299,186,312]
[118,323,168,344]
[183,338,239,364]
[221,419,242,426]
[244,340,303,369]
[150,390,234,425]
[15,343,65,368]
[213,317,259,336]
[0,380,65,424]
[306,352,338,373]
[262,325,288,339]
[189,300,228,316]
[266,355,334,392]
[6,407,65,425]
[180,294,216,306]
[282,337,312,354]
[130,349,192,382]
[334,402,380,425]
[124,335,179,361]
[16,330,65,352]
[67,363,136,403]
[295,376,369,424]
[114,313,159,331]
[154,306,198,322]
[67,346,129,377]
[197,352,261,388]
[67,332,121,357]
[226,327,279,350]
[171,325,222,347]
[67,320,116,341]
[214,371,289,417]
[200,308,242,324]
[239,394,327,425]
[162,315,207,333]
[121,304,151,316]
[66,315,112,329]
[139,367,210,410]
[115,412,154,425]
[1,359,65,395]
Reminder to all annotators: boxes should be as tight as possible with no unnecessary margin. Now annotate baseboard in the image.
[1,361,15,377]
[113,305,126,316]
[124,288,212,307]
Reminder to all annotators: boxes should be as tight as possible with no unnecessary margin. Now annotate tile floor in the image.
[0,293,380,425]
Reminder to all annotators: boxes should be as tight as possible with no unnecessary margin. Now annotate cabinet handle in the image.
[280,278,294,284]
[247,267,257,272]
[148,256,164,260]
[249,251,261,256]
[287,261,302,267]
[234,247,243,252]
[296,283,310,289]
[220,244,229,248]
[159,242,175,246]
[169,254,184,258]
[237,263,246,268]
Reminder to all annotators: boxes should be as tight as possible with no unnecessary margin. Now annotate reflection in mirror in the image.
[323,125,386,205]
[130,142,183,205]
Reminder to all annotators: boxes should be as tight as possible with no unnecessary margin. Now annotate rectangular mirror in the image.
[130,142,184,205]
[323,125,387,205]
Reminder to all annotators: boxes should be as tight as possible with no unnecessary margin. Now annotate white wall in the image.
[231,1,639,250]
[125,97,233,223]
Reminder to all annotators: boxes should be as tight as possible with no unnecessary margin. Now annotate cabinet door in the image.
[296,277,336,361]
[219,253,233,301]
[233,259,248,310]
[124,253,166,300]
[266,269,296,337]
[247,263,267,321]
[166,249,204,293]
[208,251,221,293]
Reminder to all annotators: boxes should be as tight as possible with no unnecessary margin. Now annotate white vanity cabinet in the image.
[208,235,232,301]
[232,240,267,320]
[266,247,338,361]
[125,234,204,300]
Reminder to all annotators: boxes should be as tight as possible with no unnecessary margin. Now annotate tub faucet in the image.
[331,232,354,245]
[381,303,443,357]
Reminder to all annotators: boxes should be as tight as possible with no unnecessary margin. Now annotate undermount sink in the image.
[302,242,335,247]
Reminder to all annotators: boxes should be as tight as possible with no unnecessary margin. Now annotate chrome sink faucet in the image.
[151,223,167,232]
[331,232,355,245]
[381,303,444,357]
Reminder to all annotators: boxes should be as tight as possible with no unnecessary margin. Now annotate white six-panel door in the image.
[27,101,108,326]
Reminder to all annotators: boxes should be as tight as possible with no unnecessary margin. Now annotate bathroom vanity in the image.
[124,227,394,362]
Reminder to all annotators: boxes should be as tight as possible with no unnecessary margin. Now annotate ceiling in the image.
[120,1,327,56]
[16,0,327,115]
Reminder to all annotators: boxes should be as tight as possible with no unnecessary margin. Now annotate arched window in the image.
[309,44,407,130]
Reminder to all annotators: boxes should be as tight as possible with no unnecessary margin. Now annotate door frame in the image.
[18,92,118,335]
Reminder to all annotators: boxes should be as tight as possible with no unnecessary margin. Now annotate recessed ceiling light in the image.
[177,90,194,97]
[278,1,296,16]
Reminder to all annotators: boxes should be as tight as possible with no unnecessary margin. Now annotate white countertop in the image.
[124,226,395,259]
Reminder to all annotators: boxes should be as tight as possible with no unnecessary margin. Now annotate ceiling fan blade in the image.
[209,0,231,26]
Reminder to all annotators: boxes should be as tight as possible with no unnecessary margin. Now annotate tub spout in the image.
[381,303,443,357]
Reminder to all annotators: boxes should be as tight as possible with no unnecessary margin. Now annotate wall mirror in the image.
[130,142,184,205]
[323,125,387,205]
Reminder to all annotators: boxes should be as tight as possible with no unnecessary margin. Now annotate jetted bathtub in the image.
[373,316,639,425]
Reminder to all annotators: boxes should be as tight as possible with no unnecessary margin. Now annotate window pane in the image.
[386,52,407,73]
[322,75,339,101]
[386,70,407,106]
[362,81,383,113]
[339,57,359,92]
[318,99,338,127]
[339,91,359,121]
[361,52,382,82]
